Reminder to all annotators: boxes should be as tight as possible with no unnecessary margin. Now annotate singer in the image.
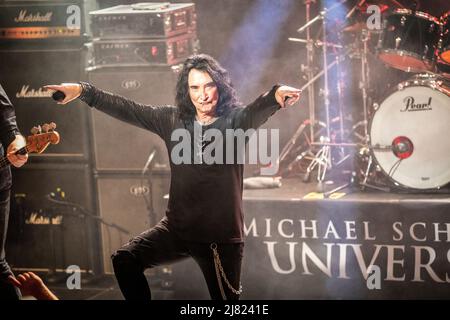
[0,84,28,299]
[45,54,301,300]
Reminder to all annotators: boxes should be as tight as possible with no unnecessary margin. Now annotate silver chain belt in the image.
[210,242,242,300]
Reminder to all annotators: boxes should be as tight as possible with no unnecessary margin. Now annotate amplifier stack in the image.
[89,2,198,68]
[1,0,103,275]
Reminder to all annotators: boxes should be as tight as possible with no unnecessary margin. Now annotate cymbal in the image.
[343,22,367,33]
[342,3,391,33]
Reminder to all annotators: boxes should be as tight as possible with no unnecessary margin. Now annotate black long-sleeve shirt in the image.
[0,84,20,190]
[80,83,280,243]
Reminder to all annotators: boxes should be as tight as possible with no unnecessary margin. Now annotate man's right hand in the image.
[44,83,82,105]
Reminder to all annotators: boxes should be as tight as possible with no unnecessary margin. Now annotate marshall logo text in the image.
[16,85,52,99]
[14,10,53,23]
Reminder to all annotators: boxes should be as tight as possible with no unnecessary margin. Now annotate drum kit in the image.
[279,0,450,193]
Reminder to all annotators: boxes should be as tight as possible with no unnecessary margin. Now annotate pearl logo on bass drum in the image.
[400,96,432,112]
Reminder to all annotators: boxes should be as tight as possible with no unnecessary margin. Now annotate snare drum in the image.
[378,9,441,73]
[370,75,450,190]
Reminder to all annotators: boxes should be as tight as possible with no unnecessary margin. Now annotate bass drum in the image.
[369,75,450,190]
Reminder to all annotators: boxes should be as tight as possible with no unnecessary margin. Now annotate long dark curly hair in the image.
[175,54,241,121]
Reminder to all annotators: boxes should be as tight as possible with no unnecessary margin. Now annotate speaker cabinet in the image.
[95,170,170,273]
[87,66,177,170]
[0,45,91,160]
[7,163,100,273]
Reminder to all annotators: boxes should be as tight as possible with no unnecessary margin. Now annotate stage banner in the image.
[241,198,450,299]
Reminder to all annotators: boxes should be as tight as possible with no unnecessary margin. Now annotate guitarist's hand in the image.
[7,135,28,167]
[44,83,82,105]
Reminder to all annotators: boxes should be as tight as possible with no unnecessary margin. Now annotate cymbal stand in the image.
[277,0,322,176]
[279,45,347,176]
[276,0,318,175]
[334,48,349,162]
[322,29,375,197]
[277,42,351,176]
[305,0,316,144]
[327,29,377,196]
[302,1,350,185]
[351,28,371,143]
[303,7,333,185]
[279,0,348,179]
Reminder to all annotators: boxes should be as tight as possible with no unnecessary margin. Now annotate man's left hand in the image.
[275,86,302,108]
[7,135,28,167]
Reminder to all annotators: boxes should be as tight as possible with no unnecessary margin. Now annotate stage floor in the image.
[243,178,450,203]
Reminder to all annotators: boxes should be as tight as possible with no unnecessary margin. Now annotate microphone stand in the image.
[142,149,157,228]
[46,195,131,283]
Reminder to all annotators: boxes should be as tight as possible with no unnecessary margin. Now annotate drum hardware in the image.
[280,0,349,181]
[322,145,393,198]
[296,1,354,186]
[283,0,372,188]
[288,37,344,49]
[349,28,372,145]
[280,0,450,194]
[307,29,373,191]
[304,0,318,146]
[277,0,321,178]
[277,119,326,178]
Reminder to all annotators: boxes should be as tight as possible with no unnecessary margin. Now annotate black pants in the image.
[0,167,21,300]
[111,218,243,301]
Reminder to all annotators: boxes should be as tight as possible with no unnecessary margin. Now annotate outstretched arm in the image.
[237,85,302,130]
[44,82,177,139]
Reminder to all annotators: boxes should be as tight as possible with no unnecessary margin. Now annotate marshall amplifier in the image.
[95,171,170,273]
[91,31,199,67]
[0,0,97,43]
[90,2,196,39]
[7,162,101,274]
[0,45,91,159]
[87,66,176,170]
